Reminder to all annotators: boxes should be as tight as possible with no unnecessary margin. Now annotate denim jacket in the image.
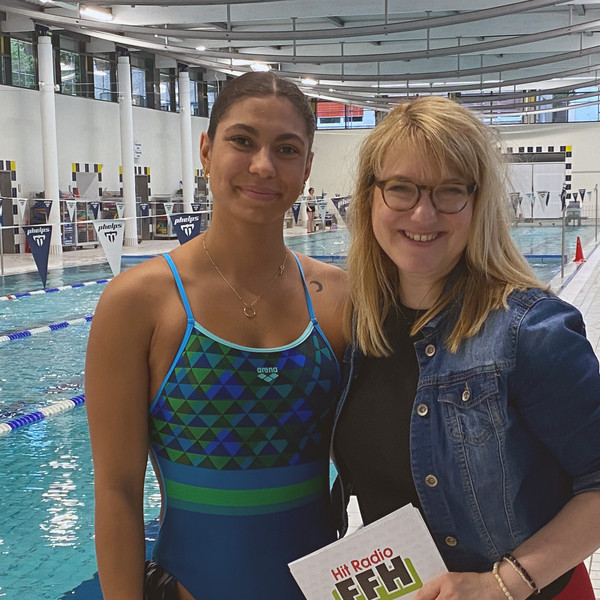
[331,287,600,572]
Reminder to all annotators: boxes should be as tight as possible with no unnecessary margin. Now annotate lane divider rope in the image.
[0,395,86,436]
[0,315,94,343]
[0,278,111,302]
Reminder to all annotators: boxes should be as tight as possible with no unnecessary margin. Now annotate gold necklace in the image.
[202,235,288,318]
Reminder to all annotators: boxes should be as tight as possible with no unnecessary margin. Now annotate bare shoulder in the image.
[91,256,176,346]
[96,255,172,315]
[295,253,349,358]
[295,253,348,301]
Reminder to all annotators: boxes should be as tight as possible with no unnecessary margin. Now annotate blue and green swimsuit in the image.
[148,253,340,599]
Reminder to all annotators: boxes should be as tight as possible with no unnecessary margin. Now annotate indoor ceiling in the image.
[2,0,600,117]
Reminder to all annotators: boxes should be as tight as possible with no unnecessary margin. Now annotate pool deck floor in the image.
[2,225,600,598]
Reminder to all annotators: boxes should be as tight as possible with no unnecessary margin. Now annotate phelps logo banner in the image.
[317,200,328,223]
[289,504,447,600]
[18,198,28,220]
[170,212,203,245]
[22,225,52,288]
[66,200,77,221]
[93,219,125,276]
[90,201,100,219]
[43,200,53,218]
[292,202,301,224]
[537,191,550,206]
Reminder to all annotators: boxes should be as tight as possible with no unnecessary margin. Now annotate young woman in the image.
[306,186,317,233]
[332,96,600,600]
[86,72,347,600]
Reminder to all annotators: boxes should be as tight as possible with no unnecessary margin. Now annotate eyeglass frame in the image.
[374,178,478,214]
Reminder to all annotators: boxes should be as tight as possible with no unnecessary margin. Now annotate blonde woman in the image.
[332,96,600,600]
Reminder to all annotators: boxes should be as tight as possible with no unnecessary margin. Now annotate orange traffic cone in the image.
[574,236,586,263]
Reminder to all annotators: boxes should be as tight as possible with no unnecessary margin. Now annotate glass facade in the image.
[1,31,600,128]
[10,38,36,89]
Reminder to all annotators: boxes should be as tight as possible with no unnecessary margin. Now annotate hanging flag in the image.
[22,225,52,288]
[140,203,149,217]
[191,203,202,212]
[170,212,204,245]
[579,188,586,202]
[18,198,28,220]
[115,201,125,219]
[90,201,100,219]
[317,200,328,223]
[66,200,76,221]
[292,202,301,224]
[509,193,520,215]
[164,202,175,216]
[560,183,568,211]
[331,197,340,210]
[537,191,550,206]
[93,219,125,276]
[43,200,52,219]
[525,192,536,207]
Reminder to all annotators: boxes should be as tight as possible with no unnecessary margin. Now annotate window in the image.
[567,87,600,122]
[59,49,81,96]
[131,66,147,107]
[0,35,10,85]
[93,56,113,101]
[10,38,36,89]
[315,101,376,130]
[159,70,174,111]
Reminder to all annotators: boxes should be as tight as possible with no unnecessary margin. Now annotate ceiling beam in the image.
[0,0,575,42]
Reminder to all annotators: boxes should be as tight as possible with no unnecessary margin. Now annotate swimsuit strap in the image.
[163,252,316,326]
[291,252,318,325]
[163,254,195,326]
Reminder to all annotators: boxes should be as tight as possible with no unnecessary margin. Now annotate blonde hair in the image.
[345,96,543,356]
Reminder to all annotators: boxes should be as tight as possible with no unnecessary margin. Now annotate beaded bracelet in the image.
[493,561,514,600]
[502,553,540,595]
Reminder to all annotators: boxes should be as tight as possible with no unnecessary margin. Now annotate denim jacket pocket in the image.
[437,372,502,445]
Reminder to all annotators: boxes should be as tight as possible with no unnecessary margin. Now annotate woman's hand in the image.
[414,571,507,600]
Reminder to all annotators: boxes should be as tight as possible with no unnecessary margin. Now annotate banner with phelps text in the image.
[93,219,125,276]
[289,504,447,600]
[22,225,52,288]
[170,212,204,245]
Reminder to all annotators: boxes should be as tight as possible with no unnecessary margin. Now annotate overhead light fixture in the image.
[301,78,317,86]
[250,63,271,72]
[195,45,207,52]
[80,5,113,22]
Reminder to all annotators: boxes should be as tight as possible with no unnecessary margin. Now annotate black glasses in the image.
[375,179,477,214]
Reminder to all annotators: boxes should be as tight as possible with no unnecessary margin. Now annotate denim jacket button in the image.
[417,404,429,417]
[444,536,458,547]
[425,344,436,357]
[425,474,438,487]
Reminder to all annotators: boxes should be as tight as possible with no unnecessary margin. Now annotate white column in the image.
[117,54,138,246]
[38,34,62,255]
[178,68,194,213]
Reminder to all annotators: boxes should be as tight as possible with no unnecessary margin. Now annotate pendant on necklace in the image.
[243,306,256,318]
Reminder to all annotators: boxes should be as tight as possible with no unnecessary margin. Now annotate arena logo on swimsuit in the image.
[256,366,279,383]
[330,548,422,600]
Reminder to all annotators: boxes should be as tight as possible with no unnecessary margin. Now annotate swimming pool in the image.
[0,225,598,599]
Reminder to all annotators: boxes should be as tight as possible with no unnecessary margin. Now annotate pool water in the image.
[0,226,598,599]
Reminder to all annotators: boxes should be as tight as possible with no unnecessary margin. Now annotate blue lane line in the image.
[0,315,94,343]
[0,278,111,302]
[0,394,86,435]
